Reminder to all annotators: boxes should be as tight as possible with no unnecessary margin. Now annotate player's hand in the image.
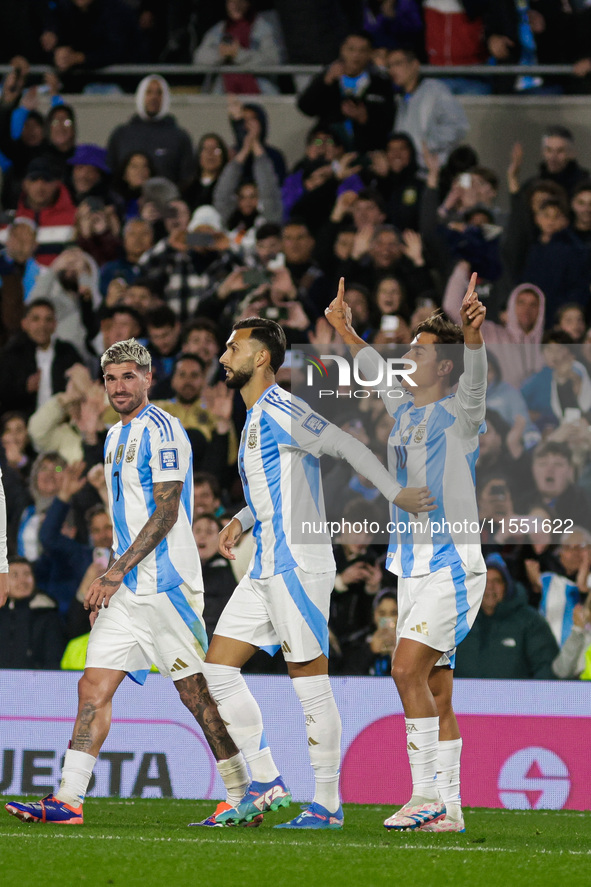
[84,571,122,611]
[218,518,243,560]
[394,486,436,516]
[57,460,87,502]
[325,277,353,337]
[0,573,8,608]
[459,272,486,335]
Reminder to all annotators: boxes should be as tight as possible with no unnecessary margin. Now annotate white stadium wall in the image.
[65,94,591,207]
[1,672,590,810]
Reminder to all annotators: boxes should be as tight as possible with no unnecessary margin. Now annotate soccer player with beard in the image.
[202,317,436,829]
[5,338,251,827]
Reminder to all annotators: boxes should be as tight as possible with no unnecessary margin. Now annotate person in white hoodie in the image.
[107,75,194,186]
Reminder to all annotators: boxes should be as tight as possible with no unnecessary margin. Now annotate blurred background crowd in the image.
[2,0,591,682]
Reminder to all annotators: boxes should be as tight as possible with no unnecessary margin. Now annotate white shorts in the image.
[214,567,336,663]
[86,582,208,682]
[397,565,486,668]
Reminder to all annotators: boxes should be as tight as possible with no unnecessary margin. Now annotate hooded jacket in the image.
[444,266,545,387]
[454,554,559,679]
[107,76,194,186]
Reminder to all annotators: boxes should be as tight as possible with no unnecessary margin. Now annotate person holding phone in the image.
[342,590,399,676]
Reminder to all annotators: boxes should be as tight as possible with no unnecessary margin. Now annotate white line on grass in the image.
[1,833,591,855]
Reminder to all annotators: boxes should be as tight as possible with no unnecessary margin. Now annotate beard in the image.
[108,391,144,416]
[224,364,254,390]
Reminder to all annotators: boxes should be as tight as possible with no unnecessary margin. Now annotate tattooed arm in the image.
[84,480,182,611]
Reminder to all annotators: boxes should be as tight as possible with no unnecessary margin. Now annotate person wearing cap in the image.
[16,157,76,266]
[66,143,115,207]
[107,76,193,187]
[454,554,559,679]
[138,199,237,324]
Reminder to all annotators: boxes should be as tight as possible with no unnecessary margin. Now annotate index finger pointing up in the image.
[336,277,345,305]
[465,271,478,302]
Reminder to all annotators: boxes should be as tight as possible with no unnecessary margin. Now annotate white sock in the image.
[291,675,341,813]
[437,738,462,820]
[205,663,279,783]
[216,752,249,807]
[56,749,96,806]
[405,716,440,803]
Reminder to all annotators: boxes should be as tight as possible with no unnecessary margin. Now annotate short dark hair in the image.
[536,197,568,216]
[145,305,178,329]
[388,46,418,63]
[99,304,144,327]
[193,471,221,498]
[232,317,286,373]
[413,311,465,386]
[470,165,499,191]
[357,188,387,215]
[173,352,206,373]
[342,30,373,49]
[542,328,574,345]
[533,440,572,464]
[544,125,574,143]
[572,180,591,199]
[181,317,219,345]
[256,222,281,241]
[192,511,223,531]
[85,504,110,526]
[24,298,55,317]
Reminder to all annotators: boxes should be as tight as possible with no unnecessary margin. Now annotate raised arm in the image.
[324,277,368,356]
[84,480,182,611]
[316,424,435,516]
[455,272,488,434]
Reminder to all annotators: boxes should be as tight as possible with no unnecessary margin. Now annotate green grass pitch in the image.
[1,800,590,887]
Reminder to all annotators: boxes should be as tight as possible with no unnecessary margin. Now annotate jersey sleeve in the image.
[355,345,408,418]
[453,345,487,437]
[234,506,255,531]
[264,399,402,502]
[148,417,192,483]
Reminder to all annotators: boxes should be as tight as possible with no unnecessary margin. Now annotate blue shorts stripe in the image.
[280,569,329,658]
[165,586,208,653]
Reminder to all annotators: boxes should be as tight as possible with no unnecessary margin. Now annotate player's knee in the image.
[391,660,414,689]
[77,672,114,709]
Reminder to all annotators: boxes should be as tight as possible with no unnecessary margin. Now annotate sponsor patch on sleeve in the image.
[159,448,179,470]
[303,414,328,436]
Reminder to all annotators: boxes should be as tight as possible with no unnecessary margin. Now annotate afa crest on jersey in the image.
[248,425,258,449]
[125,441,137,463]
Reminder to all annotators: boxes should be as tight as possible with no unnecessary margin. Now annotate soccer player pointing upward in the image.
[203,317,435,829]
[326,275,487,833]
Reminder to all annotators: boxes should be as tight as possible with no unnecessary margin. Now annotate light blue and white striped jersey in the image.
[104,403,202,595]
[539,573,580,647]
[234,384,400,580]
[357,345,487,578]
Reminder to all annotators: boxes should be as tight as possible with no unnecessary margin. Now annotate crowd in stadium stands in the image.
[2,2,591,680]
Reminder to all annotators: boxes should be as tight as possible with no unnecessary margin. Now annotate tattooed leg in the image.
[175,672,239,762]
[70,668,127,756]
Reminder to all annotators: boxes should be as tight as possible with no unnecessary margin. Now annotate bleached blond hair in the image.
[100,338,151,373]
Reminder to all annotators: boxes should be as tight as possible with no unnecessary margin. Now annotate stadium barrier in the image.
[0,671,589,810]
